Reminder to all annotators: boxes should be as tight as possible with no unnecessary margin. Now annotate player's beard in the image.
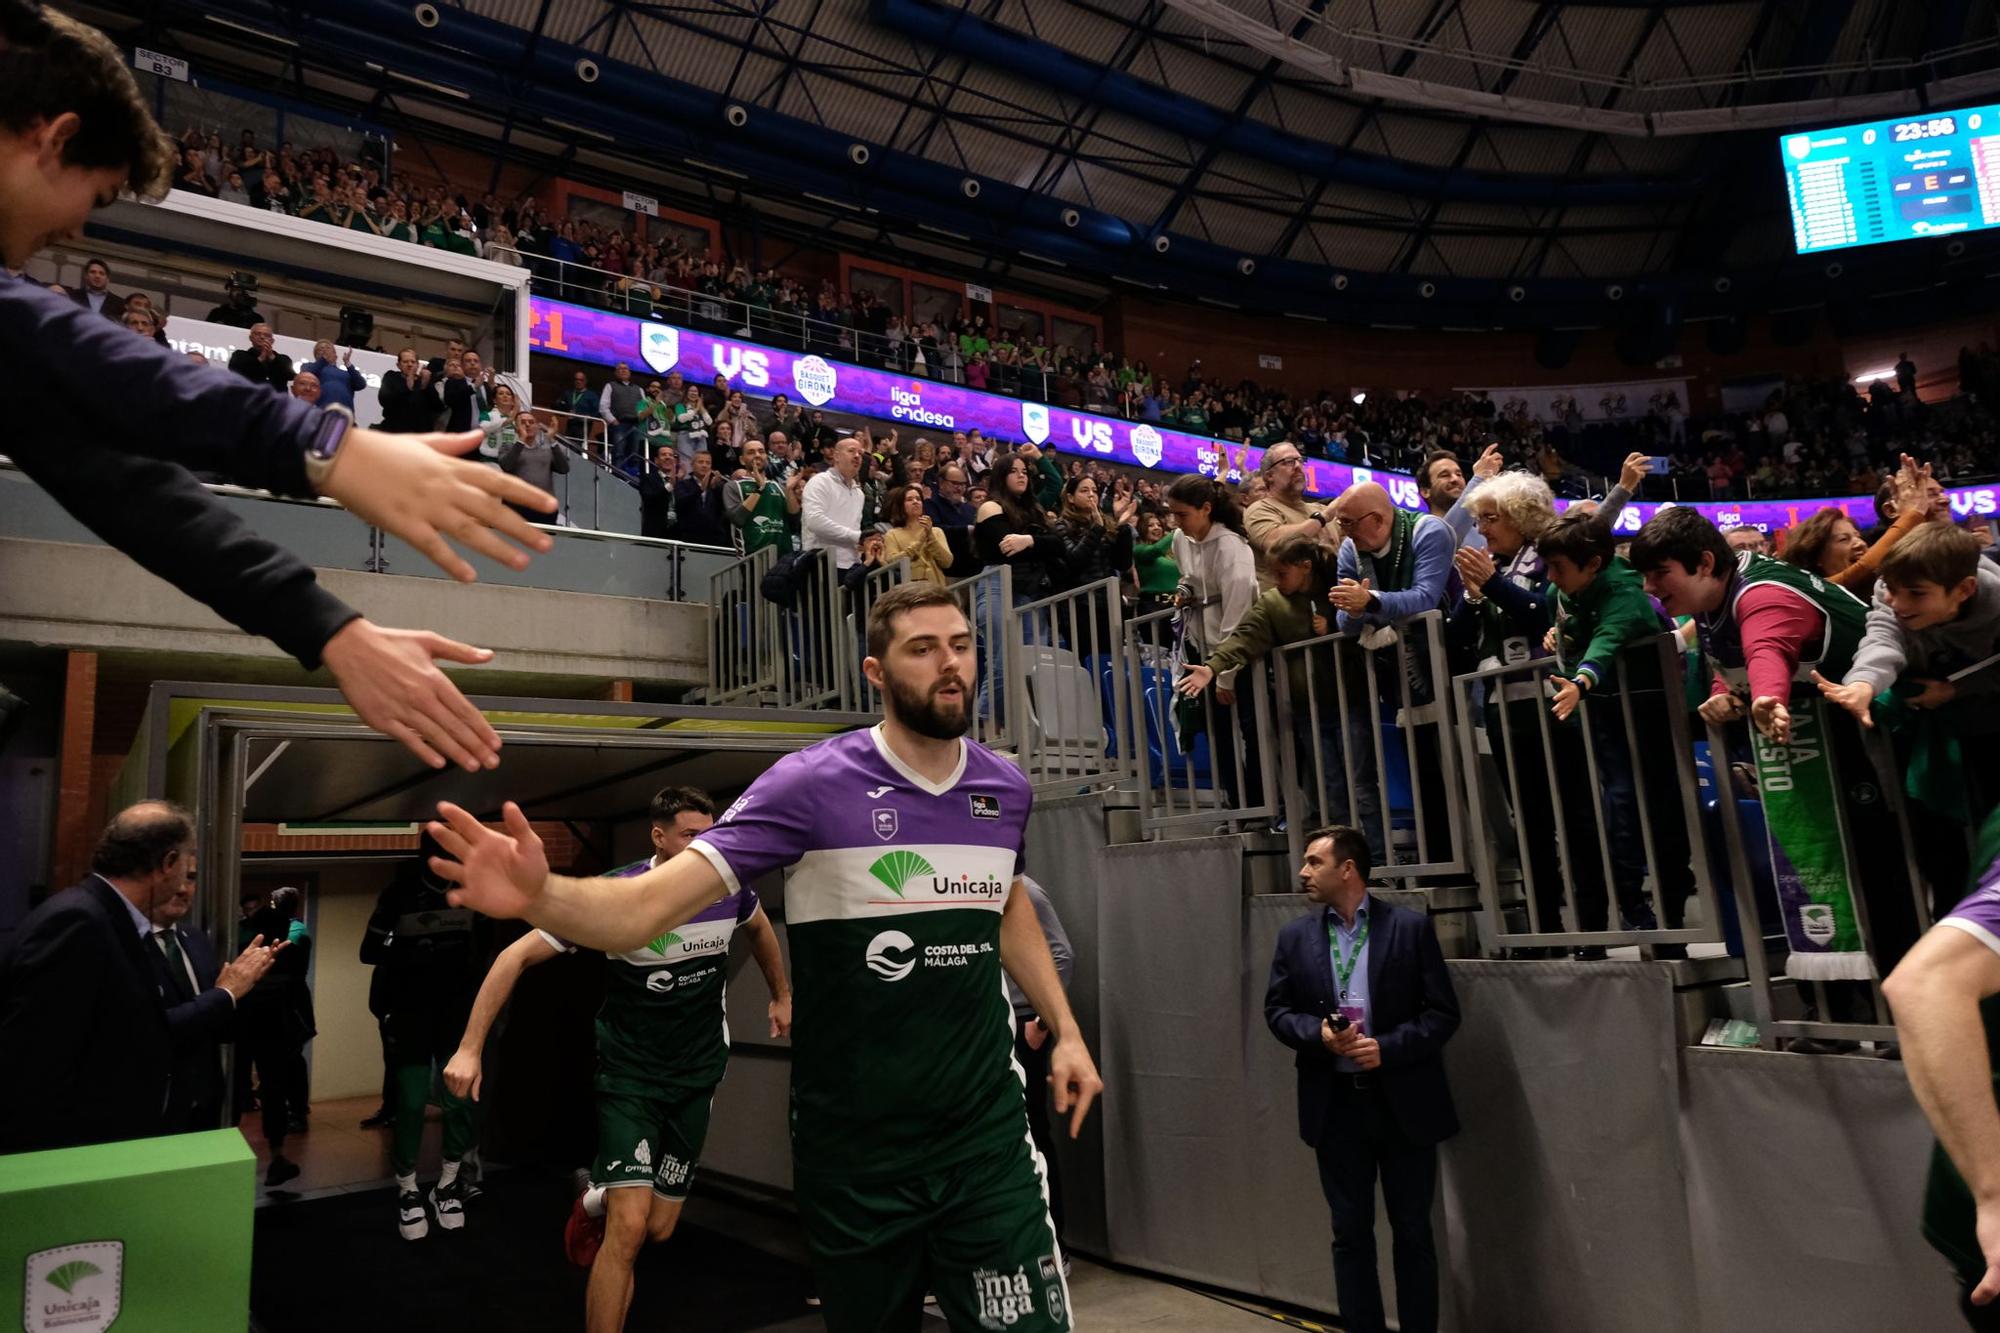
[884,665,974,740]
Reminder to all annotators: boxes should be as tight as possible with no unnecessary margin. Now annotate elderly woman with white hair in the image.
[1448,471,1618,954]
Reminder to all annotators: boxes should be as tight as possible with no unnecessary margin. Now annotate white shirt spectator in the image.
[1170,521,1257,688]
[802,469,865,569]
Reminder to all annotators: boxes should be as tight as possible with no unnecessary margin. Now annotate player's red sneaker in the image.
[564,1195,605,1269]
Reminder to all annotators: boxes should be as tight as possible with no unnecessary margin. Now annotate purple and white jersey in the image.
[1940,850,2000,958]
[540,856,760,1095]
[690,725,1032,1180]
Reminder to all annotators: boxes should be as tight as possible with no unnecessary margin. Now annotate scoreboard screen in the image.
[1781,106,2000,253]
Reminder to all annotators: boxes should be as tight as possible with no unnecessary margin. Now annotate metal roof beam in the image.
[1267,0,1461,262]
[1018,1,1171,204]
[1145,0,1333,240]
[1524,1,1674,279]
[1387,1,1565,274]
[1668,0,1857,272]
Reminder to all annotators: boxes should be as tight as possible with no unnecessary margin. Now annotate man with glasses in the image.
[1244,443,1332,593]
[1329,482,1460,865]
[925,462,982,577]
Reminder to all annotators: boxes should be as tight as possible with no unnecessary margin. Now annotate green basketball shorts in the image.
[797,1132,1071,1332]
[592,1086,714,1201]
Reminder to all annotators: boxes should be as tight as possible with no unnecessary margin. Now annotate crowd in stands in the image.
[165,120,2000,502]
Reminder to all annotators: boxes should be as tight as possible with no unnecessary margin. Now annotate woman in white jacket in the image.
[1165,474,1263,813]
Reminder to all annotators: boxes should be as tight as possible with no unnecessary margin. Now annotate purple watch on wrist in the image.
[303,406,353,490]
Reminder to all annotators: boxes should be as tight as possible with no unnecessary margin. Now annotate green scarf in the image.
[1755,694,1869,980]
[1356,508,1420,592]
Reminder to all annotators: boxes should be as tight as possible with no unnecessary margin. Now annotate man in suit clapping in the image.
[0,801,279,1153]
[148,852,283,1137]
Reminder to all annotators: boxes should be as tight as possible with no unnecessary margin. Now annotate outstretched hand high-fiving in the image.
[426,801,549,919]
[1812,670,1875,728]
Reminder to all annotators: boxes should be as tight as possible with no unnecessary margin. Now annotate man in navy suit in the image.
[0,802,208,1152]
[1265,825,1462,1333]
[146,854,282,1138]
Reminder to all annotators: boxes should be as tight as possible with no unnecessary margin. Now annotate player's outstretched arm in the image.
[999,881,1102,1139]
[443,929,562,1101]
[428,801,728,953]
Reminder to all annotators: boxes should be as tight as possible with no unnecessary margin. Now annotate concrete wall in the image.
[305,863,393,1103]
[0,536,705,687]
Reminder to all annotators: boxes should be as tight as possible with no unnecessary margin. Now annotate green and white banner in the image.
[1753,695,1872,980]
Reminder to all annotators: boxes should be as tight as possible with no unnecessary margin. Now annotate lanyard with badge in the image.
[1327,912,1369,1032]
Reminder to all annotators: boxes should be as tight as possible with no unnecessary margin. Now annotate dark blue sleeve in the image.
[1375,915,1461,1068]
[0,272,323,497]
[9,439,359,667]
[1481,571,1550,636]
[1264,924,1326,1054]
[163,986,236,1050]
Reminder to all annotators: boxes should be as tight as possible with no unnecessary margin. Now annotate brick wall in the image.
[239,822,589,870]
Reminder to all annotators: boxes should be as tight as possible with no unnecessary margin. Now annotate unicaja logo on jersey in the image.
[868,850,935,898]
[865,930,916,981]
[648,931,682,954]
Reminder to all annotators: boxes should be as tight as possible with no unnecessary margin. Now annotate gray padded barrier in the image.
[1096,841,1427,1320]
[1679,1047,1959,1332]
[1023,794,1115,1257]
[1441,960,1698,1332]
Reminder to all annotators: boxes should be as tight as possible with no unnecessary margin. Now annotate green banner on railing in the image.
[1,1130,254,1333]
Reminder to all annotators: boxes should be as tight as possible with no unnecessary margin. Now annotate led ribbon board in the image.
[530,297,2000,533]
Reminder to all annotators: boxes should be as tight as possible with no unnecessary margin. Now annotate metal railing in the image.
[1123,605,1284,836]
[1708,695,1935,1047]
[944,565,1021,756]
[703,543,911,710]
[1274,609,1468,881]
[1454,633,1721,952]
[846,556,914,711]
[707,545,779,704]
[490,247,1023,389]
[1008,577,1135,793]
